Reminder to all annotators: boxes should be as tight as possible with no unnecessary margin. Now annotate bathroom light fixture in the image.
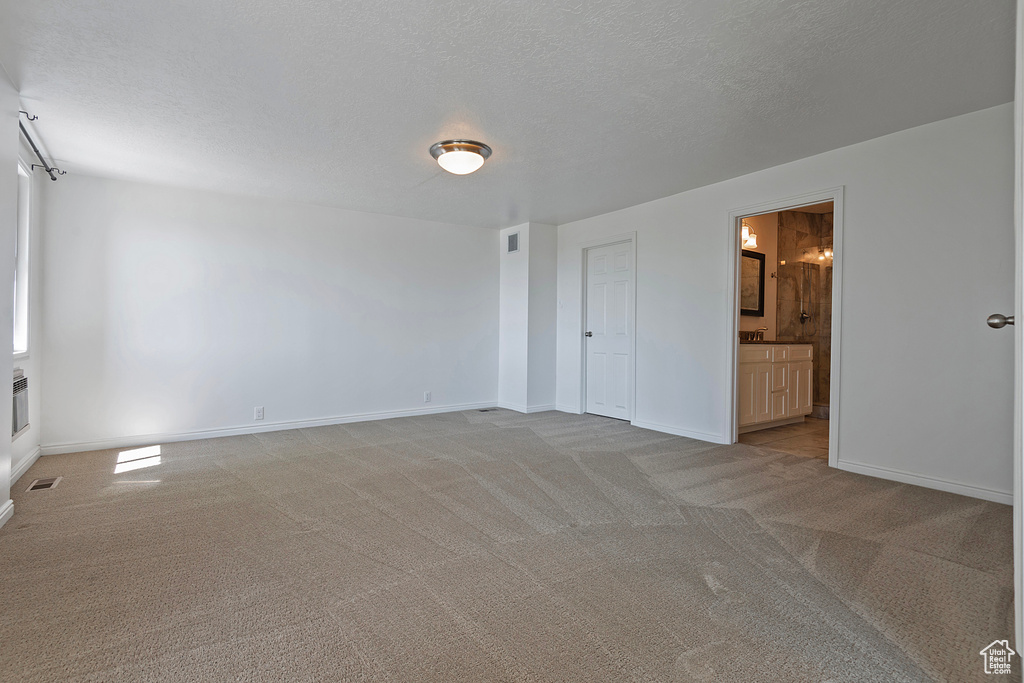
[429,139,492,175]
[741,221,758,249]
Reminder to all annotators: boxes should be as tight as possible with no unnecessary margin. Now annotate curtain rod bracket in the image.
[18,111,63,181]
[31,164,65,177]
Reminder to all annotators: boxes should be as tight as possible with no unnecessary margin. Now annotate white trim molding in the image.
[0,499,13,530]
[11,446,41,485]
[838,460,1012,505]
[497,402,557,414]
[1013,0,1024,655]
[630,419,730,445]
[738,416,804,434]
[725,187,845,470]
[40,402,495,456]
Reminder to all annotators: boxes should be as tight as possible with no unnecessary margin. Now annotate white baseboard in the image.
[555,403,582,414]
[40,402,496,456]
[0,499,13,530]
[630,419,729,444]
[738,416,804,434]
[837,459,1012,505]
[10,446,41,484]
[496,403,558,415]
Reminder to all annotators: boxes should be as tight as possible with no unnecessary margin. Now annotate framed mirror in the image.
[740,250,765,317]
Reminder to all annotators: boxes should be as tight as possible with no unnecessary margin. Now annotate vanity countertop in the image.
[739,340,812,345]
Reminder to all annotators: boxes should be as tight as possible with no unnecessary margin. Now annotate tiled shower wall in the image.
[776,211,833,412]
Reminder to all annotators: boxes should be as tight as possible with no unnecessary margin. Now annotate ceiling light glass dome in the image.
[429,140,492,175]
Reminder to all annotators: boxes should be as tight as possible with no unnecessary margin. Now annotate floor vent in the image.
[478,408,498,412]
[27,476,61,492]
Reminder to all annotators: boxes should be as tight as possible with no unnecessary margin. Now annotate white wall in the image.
[557,104,1015,502]
[498,225,529,410]
[526,224,557,410]
[39,174,499,452]
[737,212,778,339]
[0,72,18,524]
[498,222,557,413]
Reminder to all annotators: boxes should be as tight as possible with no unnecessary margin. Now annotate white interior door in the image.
[585,241,633,420]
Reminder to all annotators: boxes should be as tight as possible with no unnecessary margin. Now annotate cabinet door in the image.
[739,362,772,425]
[798,360,813,414]
[754,362,771,423]
[771,358,789,420]
[788,361,814,415]
[771,391,788,421]
[737,363,757,427]
[771,362,787,392]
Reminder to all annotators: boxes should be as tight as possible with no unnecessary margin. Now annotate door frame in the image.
[725,187,845,468]
[1012,0,1022,655]
[578,232,637,421]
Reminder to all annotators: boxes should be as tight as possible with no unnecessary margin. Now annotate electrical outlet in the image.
[423,391,431,403]
[254,406,264,420]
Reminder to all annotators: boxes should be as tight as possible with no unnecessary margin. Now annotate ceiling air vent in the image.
[507,232,519,254]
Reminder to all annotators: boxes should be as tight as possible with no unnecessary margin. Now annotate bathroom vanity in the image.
[737,343,813,432]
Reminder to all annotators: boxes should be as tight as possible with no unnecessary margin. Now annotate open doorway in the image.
[735,201,835,461]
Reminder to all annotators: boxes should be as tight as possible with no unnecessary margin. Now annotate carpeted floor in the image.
[0,409,1013,682]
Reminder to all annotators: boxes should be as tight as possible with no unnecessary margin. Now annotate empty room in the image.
[0,1,1020,681]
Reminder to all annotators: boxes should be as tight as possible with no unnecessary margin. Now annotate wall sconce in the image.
[741,221,757,249]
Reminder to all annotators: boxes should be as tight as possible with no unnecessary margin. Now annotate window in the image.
[14,163,30,355]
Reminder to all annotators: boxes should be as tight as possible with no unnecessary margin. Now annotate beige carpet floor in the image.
[0,409,1013,682]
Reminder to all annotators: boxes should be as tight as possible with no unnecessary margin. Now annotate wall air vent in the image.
[507,232,519,254]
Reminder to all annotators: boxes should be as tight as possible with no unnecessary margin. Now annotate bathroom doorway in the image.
[731,194,841,465]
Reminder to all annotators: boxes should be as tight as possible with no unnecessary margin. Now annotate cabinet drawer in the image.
[788,345,813,361]
[772,346,789,362]
[739,345,771,363]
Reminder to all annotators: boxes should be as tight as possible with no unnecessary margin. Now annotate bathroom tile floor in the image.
[738,416,829,459]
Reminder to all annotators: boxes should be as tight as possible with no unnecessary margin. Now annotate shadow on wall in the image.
[776,210,833,412]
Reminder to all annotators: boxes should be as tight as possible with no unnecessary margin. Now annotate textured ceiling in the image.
[0,0,1015,228]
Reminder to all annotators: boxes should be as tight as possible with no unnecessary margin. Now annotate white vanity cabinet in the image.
[738,344,813,431]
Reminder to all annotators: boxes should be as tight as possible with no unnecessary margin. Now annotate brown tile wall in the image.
[776,211,833,407]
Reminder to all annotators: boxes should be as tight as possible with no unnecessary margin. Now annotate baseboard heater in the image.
[13,369,28,439]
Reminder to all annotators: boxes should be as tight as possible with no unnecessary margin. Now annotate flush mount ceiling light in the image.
[429,140,492,175]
